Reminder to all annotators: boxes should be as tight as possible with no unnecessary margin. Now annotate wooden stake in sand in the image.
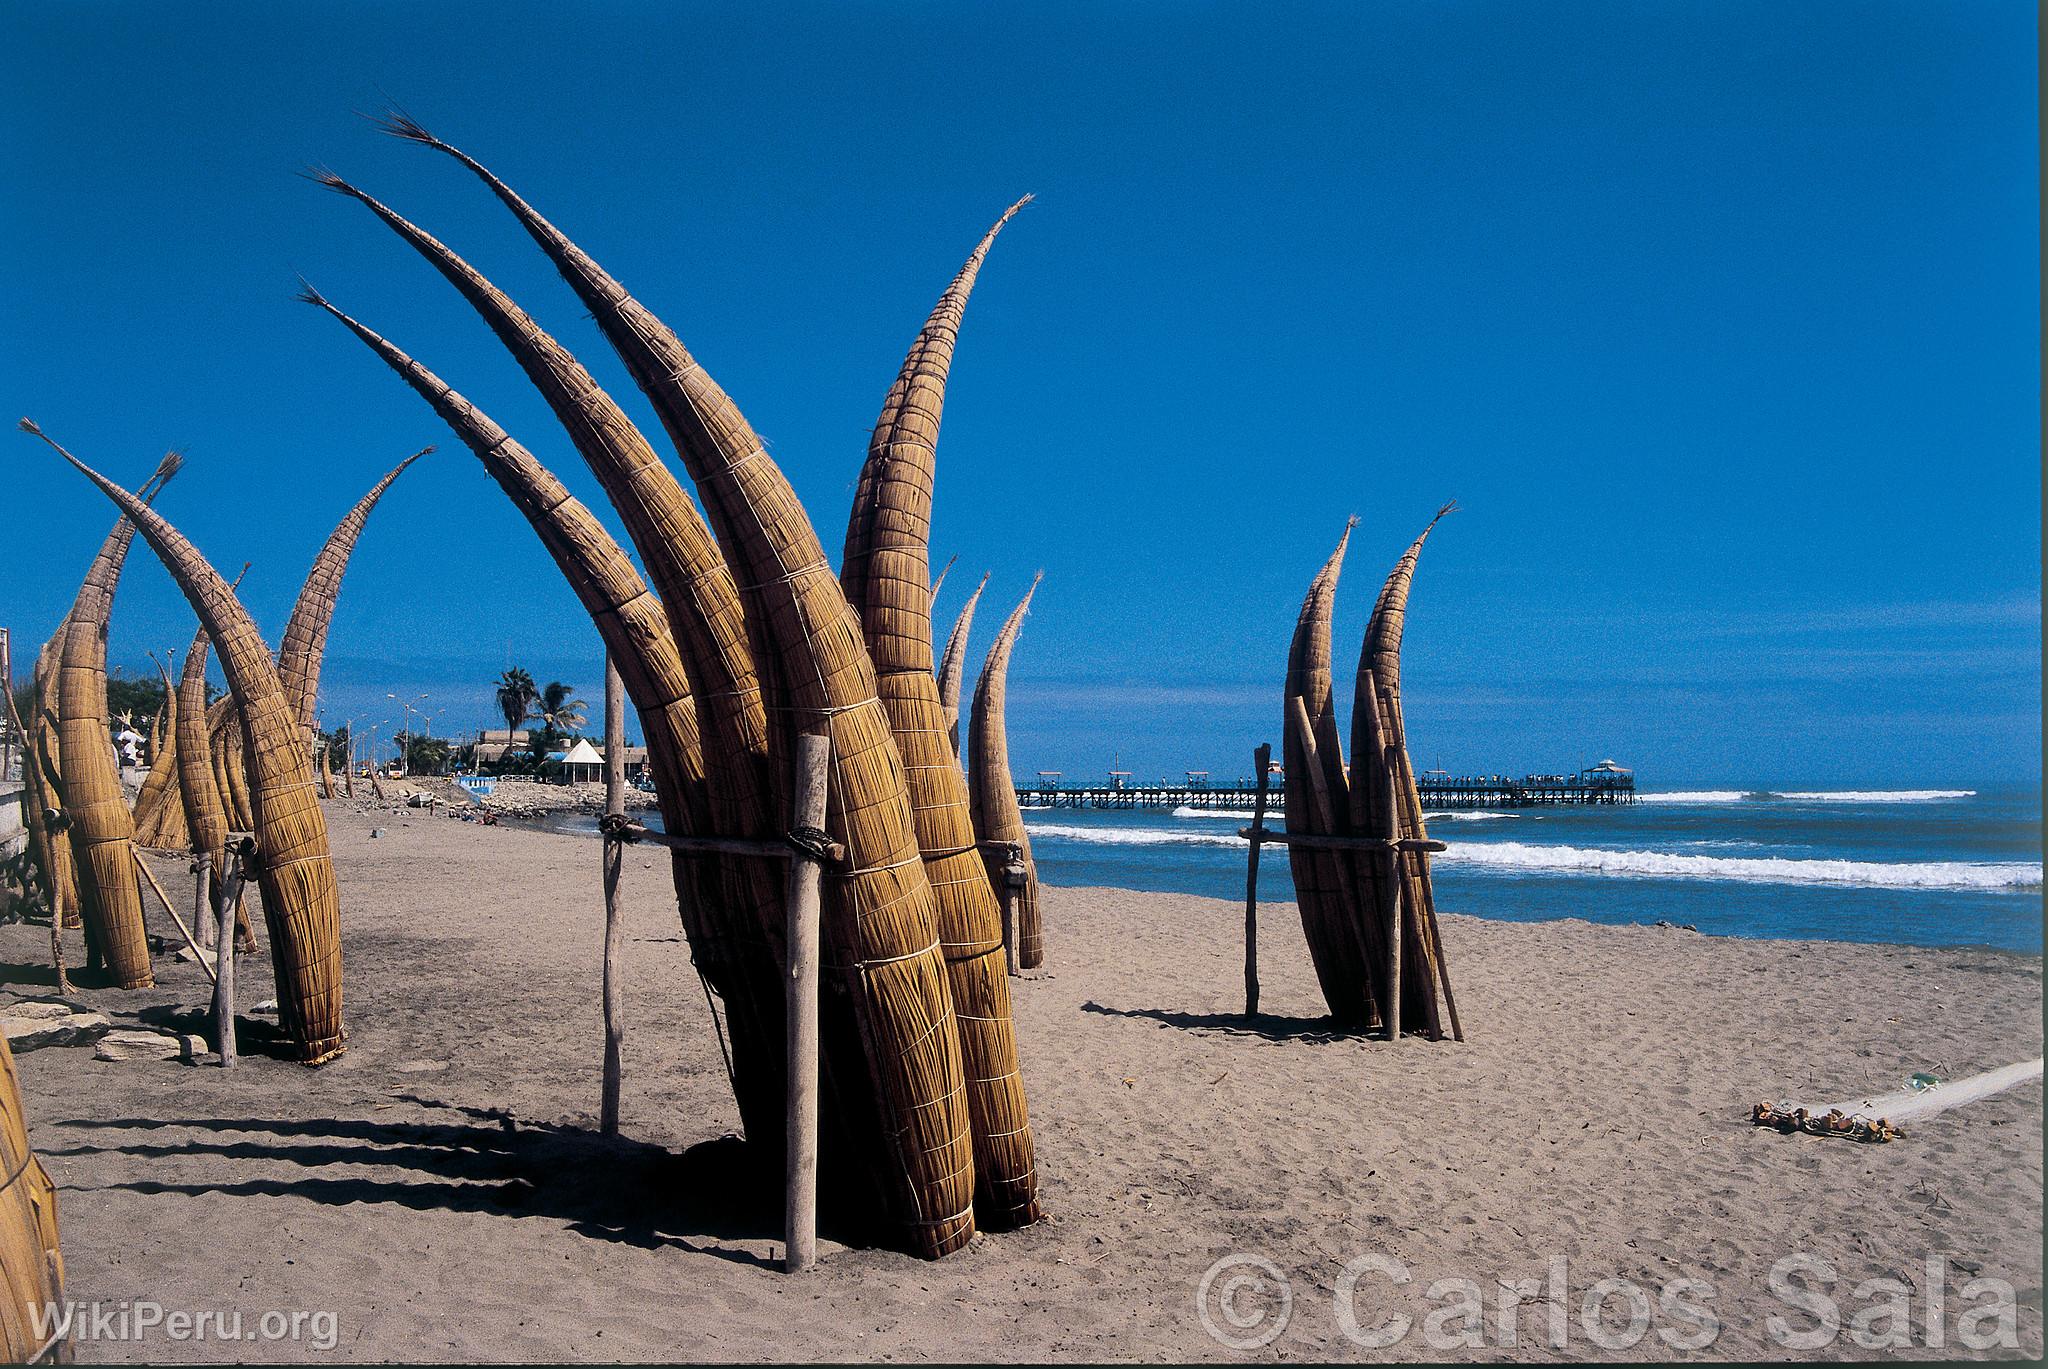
[1243,743,1273,1017]
[212,839,250,1067]
[783,731,830,1274]
[193,854,214,952]
[587,741,844,1274]
[600,655,625,1138]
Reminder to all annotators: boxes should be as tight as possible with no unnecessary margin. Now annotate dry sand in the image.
[4,804,2039,1361]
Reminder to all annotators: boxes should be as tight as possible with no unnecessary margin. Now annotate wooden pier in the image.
[1017,763,1635,811]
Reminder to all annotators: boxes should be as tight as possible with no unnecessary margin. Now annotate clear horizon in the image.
[5,2,2040,788]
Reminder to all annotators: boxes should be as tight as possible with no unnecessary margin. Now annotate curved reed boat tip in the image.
[30,423,346,1062]
[275,444,430,734]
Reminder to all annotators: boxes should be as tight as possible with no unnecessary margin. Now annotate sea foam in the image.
[1023,821,2041,892]
[1437,841,2038,892]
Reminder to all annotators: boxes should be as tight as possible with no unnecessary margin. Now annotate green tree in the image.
[538,680,587,735]
[105,669,168,725]
[494,667,538,736]
[316,724,351,769]
[393,729,452,775]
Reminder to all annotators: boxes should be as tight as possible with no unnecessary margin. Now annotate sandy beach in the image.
[3,802,2039,1362]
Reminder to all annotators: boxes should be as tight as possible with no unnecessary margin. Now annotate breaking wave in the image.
[1170,804,1516,822]
[1637,789,1976,805]
[1438,842,2038,892]
[1026,821,1245,848]
[1023,822,2039,891]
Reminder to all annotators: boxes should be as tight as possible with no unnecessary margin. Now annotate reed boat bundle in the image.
[207,696,255,834]
[1283,522,1378,1026]
[49,445,181,988]
[304,173,799,1153]
[339,116,1052,1256]
[967,579,1044,970]
[177,568,259,953]
[126,658,173,838]
[1347,504,1461,1041]
[299,285,789,1152]
[17,638,80,930]
[841,202,1040,1228]
[128,653,191,850]
[27,422,347,1064]
[1274,505,1462,1040]
[0,1031,64,1362]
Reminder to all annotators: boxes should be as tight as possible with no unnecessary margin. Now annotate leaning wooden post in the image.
[131,849,215,987]
[212,840,248,1067]
[600,654,626,1138]
[784,731,831,1274]
[1243,742,1273,1018]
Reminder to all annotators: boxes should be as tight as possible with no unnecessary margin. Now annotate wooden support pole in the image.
[131,849,216,986]
[212,844,246,1067]
[193,853,216,951]
[998,843,1025,977]
[784,732,831,1275]
[600,654,626,1139]
[1243,742,1272,1018]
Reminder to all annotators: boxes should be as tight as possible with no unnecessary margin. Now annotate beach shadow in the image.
[1080,1000,1362,1044]
[54,1096,787,1267]
[130,1003,306,1063]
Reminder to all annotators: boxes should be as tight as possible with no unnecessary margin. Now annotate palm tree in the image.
[538,680,587,735]
[494,667,538,736]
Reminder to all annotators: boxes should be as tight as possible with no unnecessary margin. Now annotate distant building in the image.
[474,729,532,767]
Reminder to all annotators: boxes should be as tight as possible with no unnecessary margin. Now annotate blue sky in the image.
[3,2,2038,787]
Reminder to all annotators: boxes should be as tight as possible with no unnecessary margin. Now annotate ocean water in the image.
[1018,786,2044,953]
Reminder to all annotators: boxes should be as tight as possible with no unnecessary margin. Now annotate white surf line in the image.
[1791,1059,2044,1123]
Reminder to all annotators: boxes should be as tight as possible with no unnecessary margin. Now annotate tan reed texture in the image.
[178,615,257,952]
[50,449,178,988]
[929,553,958,608]
[205,696,256,834]
[130,655,191,850]
[29,423,346,1064]
[305,180,803,1150]
[937,572,989,754]
[0,1030,65,1362]
[967,579,1045,970]
[16,638,79,929]
[276,448,428,736]
[383,121,976,1255]
[840,204,1039,1228]
[131,683,171,828]
[1284,522,1378,1026]
[1348,504,1459,1039]
[302,286,797,1143]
